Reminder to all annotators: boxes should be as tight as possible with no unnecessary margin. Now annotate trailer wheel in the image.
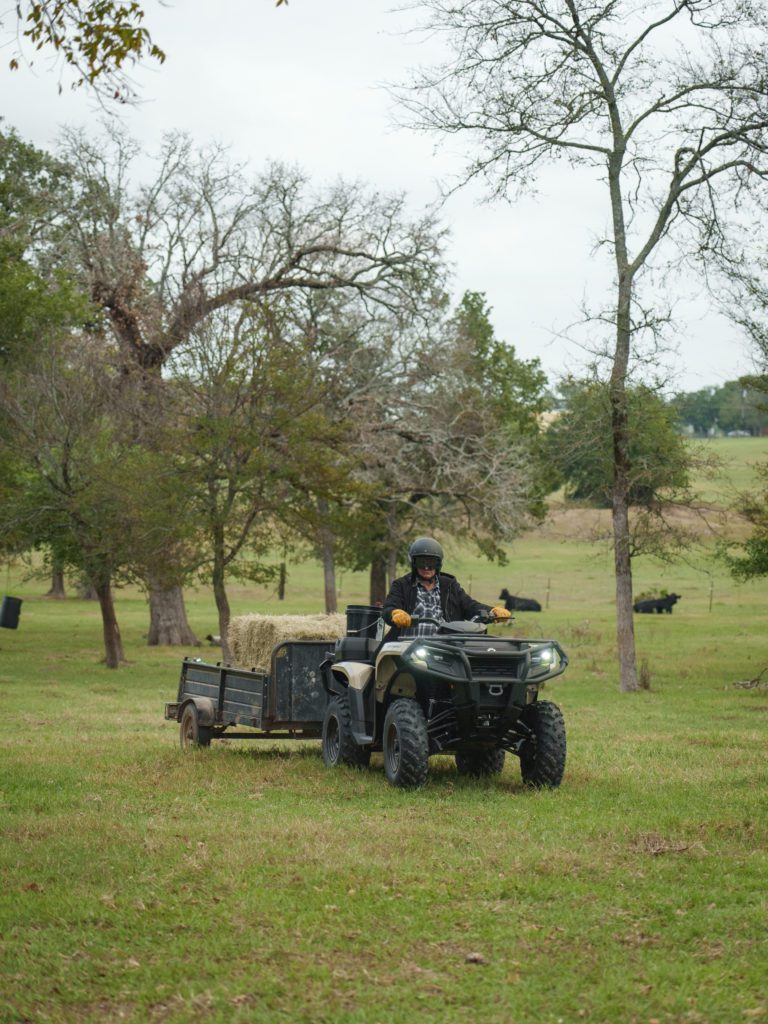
[519,700,566,788]
[455,747,506,777]
[383,699,429,789]
[180,703,212,750]
[322,696,371,769]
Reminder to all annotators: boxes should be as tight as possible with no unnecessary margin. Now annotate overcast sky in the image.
[2,0,755,392]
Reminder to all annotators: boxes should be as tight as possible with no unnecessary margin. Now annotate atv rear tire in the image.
[322,695,371,769]
[383,699,429,789]
[519,700,566,788]
[455,747,506,777]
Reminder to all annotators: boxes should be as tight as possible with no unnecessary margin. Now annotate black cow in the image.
[633,593,681,614]
[499,588,542,612]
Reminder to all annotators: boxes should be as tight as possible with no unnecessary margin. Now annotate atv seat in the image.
[334,637,378,664]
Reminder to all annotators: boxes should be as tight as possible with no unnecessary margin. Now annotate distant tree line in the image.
[670,382,768,437]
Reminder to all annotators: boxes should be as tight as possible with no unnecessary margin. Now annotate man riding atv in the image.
[383,537,512,640]
[320,537,568,790]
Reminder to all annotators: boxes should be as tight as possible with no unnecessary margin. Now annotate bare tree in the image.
[399,0,768,690]
[56,125,444,643]
[341,297,548,602]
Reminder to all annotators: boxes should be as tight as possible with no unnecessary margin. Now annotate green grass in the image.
[687,435,768,505]
[1,536,768,1023]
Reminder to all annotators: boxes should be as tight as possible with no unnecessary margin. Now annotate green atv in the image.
[320,613,569,789]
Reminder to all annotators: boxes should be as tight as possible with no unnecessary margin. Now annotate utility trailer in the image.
[164,641,336,748]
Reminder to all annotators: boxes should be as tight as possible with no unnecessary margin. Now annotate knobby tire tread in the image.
[384,699,429,789]
[323,695,371,769]
[520,700,566,788]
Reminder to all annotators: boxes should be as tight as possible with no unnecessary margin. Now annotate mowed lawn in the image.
[1,444,767,1024]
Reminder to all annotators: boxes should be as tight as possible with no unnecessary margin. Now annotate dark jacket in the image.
[382,572,491,641]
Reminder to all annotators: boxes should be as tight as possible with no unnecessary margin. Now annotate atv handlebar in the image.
[408,614,512,627]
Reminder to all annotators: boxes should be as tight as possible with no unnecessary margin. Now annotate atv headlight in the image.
[529,644,558,674]
[405,645,429,668]
[406,643,467,679]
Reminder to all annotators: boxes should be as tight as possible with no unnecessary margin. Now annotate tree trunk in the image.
[147,578,198,646]
[316,498,337,613]
[46,568,66,599]
[94,576,125,669]
[321,530,337,614]
[611,469,639,692]
[212,539,233,664]
[610,275,639,693]
[77,580,98,600]
[607,125,639,694]
[369,557,387,606]
[386,548,398,589]
[278,561,286,601]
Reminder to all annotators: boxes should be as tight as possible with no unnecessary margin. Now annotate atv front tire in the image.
[322,695,371,769]
[519,700,566,788]
[382,699,429,789]
[455,747,506,777]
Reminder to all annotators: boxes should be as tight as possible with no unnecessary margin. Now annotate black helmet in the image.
[409,537,444,574]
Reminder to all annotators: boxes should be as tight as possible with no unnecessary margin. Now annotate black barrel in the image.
[0,596,22,630]
[345,604,381,636]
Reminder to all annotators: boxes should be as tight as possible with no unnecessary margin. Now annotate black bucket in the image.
[345,604,381,637]
[0,596,22,630]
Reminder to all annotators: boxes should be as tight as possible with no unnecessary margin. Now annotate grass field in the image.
[687,436,768,504]
[1,438,767,1023]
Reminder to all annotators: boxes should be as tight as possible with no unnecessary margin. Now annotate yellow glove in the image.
[391,609,412,628]
[490,606,512,619]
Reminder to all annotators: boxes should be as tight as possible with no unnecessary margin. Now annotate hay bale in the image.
[228,613,347,672]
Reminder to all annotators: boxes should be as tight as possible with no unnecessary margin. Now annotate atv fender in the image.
[375,642,415,702]
[331,661,375,744]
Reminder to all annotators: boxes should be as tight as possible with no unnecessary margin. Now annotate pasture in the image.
[1,438,767,1023]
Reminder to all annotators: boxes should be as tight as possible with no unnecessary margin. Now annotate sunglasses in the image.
[414,556,439,570]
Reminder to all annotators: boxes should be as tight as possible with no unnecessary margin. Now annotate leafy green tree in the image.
[0,337,140,667]
[547,379,718,564]
[671,381,768,436]
[0,127,89,367]
[671,387,720,436]
[715,382,768,435]
[166,304,360,657]
[548,380,690,509]
[449,291,547,437]
[721,462,768,581]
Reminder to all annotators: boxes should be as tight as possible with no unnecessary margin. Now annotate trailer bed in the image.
[165,641,335,743]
